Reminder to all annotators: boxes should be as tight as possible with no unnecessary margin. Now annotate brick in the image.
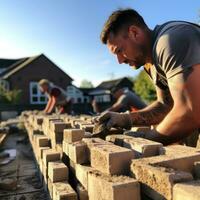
[173,181,200,200]
[53,181,77,200]
[37,146,50,161]
[80,124,94,133]
[64,129,84,143]
[154,147,200,173]
[131,160,193,200]
[123,137,163,158]
[48,178,53,199]
[43,149,61,167]
[132,145,200,173]
[39,147,50,159]
[36,136,49,147]
[35,116,43,125]
[194,161,200,179]
[63,140,70,155]
[88,170,140,200]
[68,141,88,164]
[42,161,48,184]
[82,138,113,162]
[106,134,137,146]
[75,164,94,190]
[48,161,68,183]
[50,121,70,132]
[76,184,89,200]
[55,143,63,154]
[91,143,135,175]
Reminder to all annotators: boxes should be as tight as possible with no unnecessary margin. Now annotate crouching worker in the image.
[107,86,146,112]
[38,79,73,114]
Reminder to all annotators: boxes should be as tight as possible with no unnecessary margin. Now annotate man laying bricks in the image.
[95,8,200,145]
[38,79,73,114]
[92,86,146,114]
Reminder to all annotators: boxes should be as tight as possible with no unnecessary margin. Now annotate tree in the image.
[80,79,94,88]
[0,86,22,104]
[133,70,156,103]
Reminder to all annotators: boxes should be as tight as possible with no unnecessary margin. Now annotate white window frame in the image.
[29,82,48,104]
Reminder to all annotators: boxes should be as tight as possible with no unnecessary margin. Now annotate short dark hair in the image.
[100,8,147,44]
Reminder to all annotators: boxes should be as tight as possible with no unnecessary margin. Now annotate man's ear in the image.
[128,25,140,41]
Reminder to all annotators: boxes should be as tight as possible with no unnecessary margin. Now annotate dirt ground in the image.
[0,130,49,200]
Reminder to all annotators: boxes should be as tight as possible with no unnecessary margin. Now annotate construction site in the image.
[0,111,200,200]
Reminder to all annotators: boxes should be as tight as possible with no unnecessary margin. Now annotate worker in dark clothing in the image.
[107,86,146,112]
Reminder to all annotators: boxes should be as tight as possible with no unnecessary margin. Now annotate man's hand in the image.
[93,111,132,130]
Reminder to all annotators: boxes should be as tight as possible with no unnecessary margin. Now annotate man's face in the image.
[107,27,147,69]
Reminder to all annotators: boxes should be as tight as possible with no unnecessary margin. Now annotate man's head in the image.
[38,79,50,93]
[111,86,124,99]
[100,8,151,69]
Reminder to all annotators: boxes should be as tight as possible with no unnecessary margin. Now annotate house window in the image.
[77,98,82,103]
[29,82,47,104]
[103,95,111,102]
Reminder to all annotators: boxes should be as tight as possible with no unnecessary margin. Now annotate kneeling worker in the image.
[38,79,72,114]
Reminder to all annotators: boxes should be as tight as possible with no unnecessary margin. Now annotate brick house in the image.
[0,54,73,106]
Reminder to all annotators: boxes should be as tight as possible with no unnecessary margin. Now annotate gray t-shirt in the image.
[148,21,200,90]
[116,90,146,111]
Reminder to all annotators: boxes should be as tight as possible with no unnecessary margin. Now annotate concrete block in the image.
[55,143,63,154]
[50,121,70,132]
[75,164,94,190]
[91,143,135,175]
[194,161,200,179]
[48,161,69,183]
[80,124,94,133]
[173,180,200,200]
[82,138,113,162]
[131,161,193,200]
[36,135,49,147]
[43,149,61,167]
[88,170,140,200]
[48,178,53,199]
[63,141,70,155]
[76,184,89,200]
[53,181,77,200]
[64,129,84,143]
[68,141,88,164]
[37,146,50,161]
[35,116,44,125]
[106,134,133,146]
[123,137,163,158]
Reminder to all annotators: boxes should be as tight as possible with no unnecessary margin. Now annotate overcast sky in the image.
[0,0,199,86]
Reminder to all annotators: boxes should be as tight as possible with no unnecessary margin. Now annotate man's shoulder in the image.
[50,87,61,96]
[153,21,199,45]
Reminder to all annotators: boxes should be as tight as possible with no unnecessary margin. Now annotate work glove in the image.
[93,111,132,130]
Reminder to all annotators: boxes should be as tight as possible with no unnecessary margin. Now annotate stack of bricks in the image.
[22,111,200,200]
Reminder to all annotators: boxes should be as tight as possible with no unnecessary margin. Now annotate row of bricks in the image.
[24,112,200,200]
[25,116,143,200]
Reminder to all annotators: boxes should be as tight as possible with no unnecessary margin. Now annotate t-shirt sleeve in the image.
[50,88,61,98]
[155,23,200,79]
[116,94,128,106]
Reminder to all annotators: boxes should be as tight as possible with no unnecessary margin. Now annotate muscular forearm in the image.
[130,100,172,126]
[44,99,52,113]
[107,103,122,112]
[156,106,197,140]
